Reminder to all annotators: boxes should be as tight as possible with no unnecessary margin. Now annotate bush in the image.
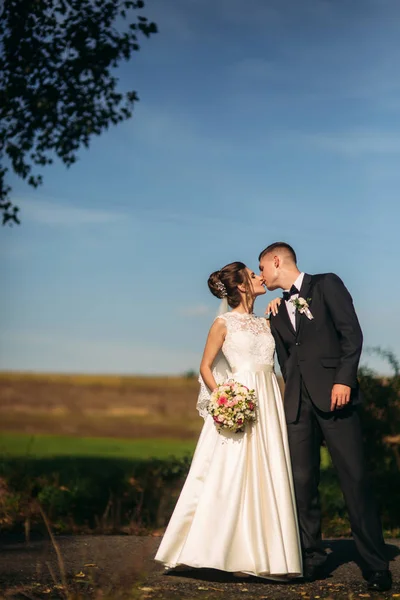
[318,347,400,536]
[0,455,191,536]
[359,348,400,474]
[356,350,400,533]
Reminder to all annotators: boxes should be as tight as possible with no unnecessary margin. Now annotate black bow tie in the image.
[282,285,299,302]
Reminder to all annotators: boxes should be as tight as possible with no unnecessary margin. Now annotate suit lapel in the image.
[295,301,301,332]
[295,273,313,338]
[277,298,296,337]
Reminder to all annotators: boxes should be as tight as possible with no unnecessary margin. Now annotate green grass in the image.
[0,431,332,465]
[321,445,331,469]
[0,430,331,472]
[0,432,197,460]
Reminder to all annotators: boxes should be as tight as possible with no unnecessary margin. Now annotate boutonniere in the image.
[290,297,313,320]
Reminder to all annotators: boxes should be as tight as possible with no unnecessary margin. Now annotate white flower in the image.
[207,380,258,433]
[290,296,314,320]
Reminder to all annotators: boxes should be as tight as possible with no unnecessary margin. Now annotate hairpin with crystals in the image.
[215,278,227,298]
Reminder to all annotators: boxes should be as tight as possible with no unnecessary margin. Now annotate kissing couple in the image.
[155,242,391,593]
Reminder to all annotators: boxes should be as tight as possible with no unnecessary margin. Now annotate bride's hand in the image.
[265,297,281,318]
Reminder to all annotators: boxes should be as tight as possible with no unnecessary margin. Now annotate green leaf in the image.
[0,0,157,225]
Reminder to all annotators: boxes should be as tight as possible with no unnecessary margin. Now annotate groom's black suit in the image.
[270,272,388,573]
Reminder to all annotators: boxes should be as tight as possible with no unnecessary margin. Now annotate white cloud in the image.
[215,0,282,28]
[132,104,233,159]
[179,305,211,317]
[0,239,31,260]
[151,0,195,41]
[288,130,400,157]
[0,330,200,375]
[230,58,277,83]
[18,198,125,226]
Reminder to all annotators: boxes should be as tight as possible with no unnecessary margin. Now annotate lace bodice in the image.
[197,311,276,419]
[216,312,275,368]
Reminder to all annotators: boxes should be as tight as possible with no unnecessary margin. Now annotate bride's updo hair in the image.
[208,261,251,309]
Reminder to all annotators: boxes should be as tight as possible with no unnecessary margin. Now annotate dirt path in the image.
[0,535,399,599]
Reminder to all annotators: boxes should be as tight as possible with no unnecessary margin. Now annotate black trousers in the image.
[286,380,388,572]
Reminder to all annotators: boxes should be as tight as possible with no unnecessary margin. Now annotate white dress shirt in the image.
[284,272,305,331]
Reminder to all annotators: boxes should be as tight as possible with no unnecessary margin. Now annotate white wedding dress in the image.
[155,312,302,579]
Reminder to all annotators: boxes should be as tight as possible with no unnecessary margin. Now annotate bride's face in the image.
[247,268,266,297]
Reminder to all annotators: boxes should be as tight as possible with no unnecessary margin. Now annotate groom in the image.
[259,242,391,592]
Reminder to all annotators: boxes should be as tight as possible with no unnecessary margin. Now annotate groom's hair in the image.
[258,242,297,264]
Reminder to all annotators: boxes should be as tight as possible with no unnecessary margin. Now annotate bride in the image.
[155,261,302,579]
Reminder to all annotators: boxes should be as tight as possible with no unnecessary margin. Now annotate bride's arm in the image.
[199,318,227,391]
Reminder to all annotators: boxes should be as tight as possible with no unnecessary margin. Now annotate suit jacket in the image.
[270,273,363,423]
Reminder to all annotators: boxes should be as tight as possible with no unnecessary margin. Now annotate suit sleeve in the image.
[270,318,289,382]
[323,273,363,388]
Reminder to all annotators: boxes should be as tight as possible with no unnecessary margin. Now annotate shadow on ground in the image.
[0,536,399,599]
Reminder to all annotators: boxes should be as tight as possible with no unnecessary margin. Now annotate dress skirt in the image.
[155,365,302,578]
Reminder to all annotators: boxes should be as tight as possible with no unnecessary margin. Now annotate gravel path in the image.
[0,535,399,599]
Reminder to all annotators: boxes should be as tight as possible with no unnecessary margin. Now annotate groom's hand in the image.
[331,384,351,411]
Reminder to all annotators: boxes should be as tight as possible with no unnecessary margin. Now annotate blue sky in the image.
[1,0,400,375]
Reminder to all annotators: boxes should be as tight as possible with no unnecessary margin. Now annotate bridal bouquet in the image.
[208,381,257,433]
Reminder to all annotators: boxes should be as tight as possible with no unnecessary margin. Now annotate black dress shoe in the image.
[367,570,392,592]
[303,563,325,582]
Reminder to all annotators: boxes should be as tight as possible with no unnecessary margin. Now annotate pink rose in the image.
[218,396,227,405]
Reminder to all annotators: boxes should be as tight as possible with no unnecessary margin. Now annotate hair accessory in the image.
[215,279,227,298]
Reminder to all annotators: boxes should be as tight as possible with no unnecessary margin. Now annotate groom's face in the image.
[259,254,280,290]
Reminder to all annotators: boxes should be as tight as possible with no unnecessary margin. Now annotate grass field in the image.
[0,371,203,441]
[0,430,331,468]
[0,370,309,462]
[0,370,284,441]
[0,432,196,459]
